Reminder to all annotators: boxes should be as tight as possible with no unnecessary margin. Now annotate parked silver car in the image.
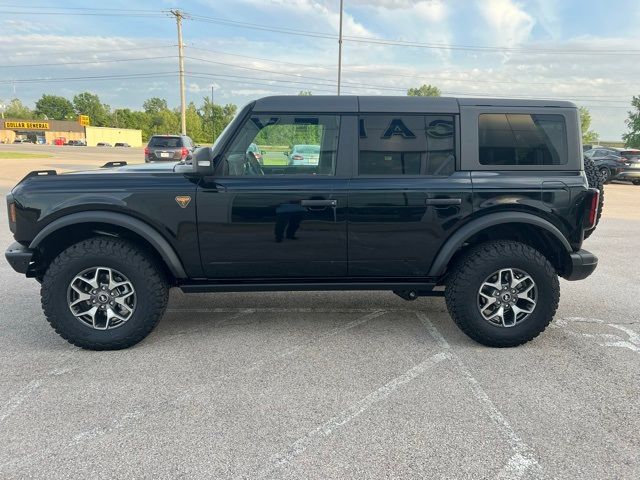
[288,144,320,165]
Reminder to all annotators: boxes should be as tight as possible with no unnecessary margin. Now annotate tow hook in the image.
[394,290,418,301]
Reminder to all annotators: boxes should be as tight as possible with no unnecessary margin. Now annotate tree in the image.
[73,92,110,126]
[623,96,640,148]
[185,102,203,142]
[34,94,74,120]
[200,97,237,144]
[407,84,441,97]
[579,106,599,144]
[3,98,32,119]
[143,97,169,115]
[298,90,313,96]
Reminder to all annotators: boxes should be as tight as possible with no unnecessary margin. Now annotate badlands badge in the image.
[175,195,191,208]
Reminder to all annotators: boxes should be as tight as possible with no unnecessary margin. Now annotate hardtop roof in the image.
[251,95,576,113]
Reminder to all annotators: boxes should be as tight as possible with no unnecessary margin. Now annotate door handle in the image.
[300,199,337,207]
[425,198,462,206]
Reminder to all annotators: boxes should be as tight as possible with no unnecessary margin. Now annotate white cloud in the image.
[478,0,536,46]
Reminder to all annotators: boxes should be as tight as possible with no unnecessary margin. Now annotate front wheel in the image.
[41,237,169,350]
[599,167,610,183]
[445,241,559,347]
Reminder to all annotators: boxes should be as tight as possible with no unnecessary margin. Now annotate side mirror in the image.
[190,147,213,175]
[260,150,266,155]
[186,154,193,162]
[283,151,289,157]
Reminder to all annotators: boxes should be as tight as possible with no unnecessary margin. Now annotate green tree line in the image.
[1,92,237,144]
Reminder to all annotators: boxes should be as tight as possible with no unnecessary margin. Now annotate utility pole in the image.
[337,0,344,95]
[171,9,187,135]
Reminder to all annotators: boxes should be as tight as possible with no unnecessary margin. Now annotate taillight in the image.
[8,202,17,224]
[144,147,149,155]
[585,188,599,230]
[181,147,188,158]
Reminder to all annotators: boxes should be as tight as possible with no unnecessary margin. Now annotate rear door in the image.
[197,112,350,278]
[347,113,472,277]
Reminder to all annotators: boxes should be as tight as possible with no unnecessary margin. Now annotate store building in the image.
[0,118,143,147]
[85,126,142,147]
[0,118,84,145]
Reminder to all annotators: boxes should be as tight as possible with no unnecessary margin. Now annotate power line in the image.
[0,55,176,68]
[184,56,636,99]
[185,44,631,89]
[0,4,159,12]
[1,10,165,17]
[2,45,176,58]
[0,71,177,84]
[184,12,640,56]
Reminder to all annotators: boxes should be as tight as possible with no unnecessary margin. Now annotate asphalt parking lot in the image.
[0,146,638,479]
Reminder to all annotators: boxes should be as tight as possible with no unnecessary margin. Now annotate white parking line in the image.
[254,351,450,479]
[0,310,388,473]
[416,313,544,480]
[556,317,640,353]
[0,351,79,426]
[0,380,41,424]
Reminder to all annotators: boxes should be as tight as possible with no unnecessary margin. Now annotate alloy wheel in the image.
[67,267,136,330]
[477,268,537,327]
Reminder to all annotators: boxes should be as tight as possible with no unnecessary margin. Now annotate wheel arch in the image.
[428,212,572,278]
[29,211,187,280]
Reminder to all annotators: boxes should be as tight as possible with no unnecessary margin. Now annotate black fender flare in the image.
[427,212,572,277]
[29,211,187,279]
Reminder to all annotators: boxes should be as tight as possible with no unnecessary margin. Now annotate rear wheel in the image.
[41,237,169,350]
[598,167,610,183]
[445,241,559,347]
[633,180,640,186]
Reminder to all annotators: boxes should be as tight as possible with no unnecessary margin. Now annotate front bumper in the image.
[5,241,34,274]
[564,249,598,281]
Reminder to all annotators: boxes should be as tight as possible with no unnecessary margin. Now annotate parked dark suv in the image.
[5,96,602,350]
[144,134,195,162]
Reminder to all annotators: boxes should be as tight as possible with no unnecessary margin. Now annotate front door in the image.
[197,113,348,278]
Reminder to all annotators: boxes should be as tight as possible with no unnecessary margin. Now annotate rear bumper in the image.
[564,249,598,281]
[5,241,34,274]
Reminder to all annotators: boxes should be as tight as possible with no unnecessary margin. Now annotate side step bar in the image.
[180,281,442,295]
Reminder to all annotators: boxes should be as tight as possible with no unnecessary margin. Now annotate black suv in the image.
[145,134,195,162]
[5,96,602,350]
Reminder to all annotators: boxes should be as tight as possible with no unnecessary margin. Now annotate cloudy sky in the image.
[1,0,639,139]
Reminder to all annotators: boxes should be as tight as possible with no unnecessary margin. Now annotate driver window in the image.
[221,114,340,176]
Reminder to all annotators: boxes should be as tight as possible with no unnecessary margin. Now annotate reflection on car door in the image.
[196,113,350,278]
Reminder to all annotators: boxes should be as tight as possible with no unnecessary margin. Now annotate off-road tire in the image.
[445,240,560,347]
[41,237,169,350]
[583,156,604,239]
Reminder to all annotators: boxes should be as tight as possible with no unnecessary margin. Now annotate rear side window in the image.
[149,136,182,148]
[479,113,568,166]
[358,115,456,176]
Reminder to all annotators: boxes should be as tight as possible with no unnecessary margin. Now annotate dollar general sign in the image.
[5,121,50,130]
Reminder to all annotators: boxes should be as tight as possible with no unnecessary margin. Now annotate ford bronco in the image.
[5,96,603,350]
